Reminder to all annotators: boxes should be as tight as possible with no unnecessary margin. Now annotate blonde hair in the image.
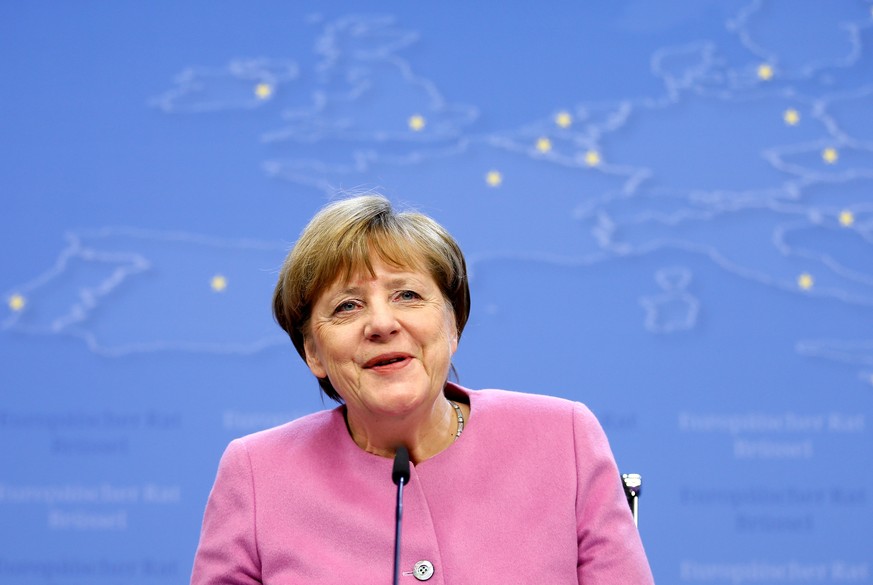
[273,195,470,401]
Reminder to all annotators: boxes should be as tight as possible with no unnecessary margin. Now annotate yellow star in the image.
[211,275,228,292]
[584,150,602,167]
[408,114,426,132]
[485,170,503,187]
[254,83,273,100]
[555,111,573,129]
[8,294,25,311]
[797,273,814,290]
[536,137,552,153]
[822,148,838,164]
[783,109,800,125]
[839,210,855,227]
[757,64,774,80]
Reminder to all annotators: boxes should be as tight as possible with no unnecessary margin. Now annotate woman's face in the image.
[304,256,458,419]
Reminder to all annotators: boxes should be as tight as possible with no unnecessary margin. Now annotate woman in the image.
[191,195,654,584]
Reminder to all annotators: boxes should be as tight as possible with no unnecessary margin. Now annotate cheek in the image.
[306,326,360,378]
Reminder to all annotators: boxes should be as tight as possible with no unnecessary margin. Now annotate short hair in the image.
[272,195,471,402]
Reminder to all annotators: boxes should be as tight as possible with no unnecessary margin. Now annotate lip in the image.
[362,352,413,370]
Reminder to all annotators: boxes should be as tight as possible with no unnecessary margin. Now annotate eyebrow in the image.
[333,275,425,298]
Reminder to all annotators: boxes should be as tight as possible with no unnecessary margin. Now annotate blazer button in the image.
[413,560,434,581]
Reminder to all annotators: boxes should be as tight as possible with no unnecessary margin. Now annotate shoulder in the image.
[455,385,601,442]
[225,407,345,464]
[465,386,595,422]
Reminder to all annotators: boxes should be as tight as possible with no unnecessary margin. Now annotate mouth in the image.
[363,353,412,369]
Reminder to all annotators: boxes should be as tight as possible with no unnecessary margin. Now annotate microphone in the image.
[622,473,641,527]
[392,446,410,585]
[392,445,411,486]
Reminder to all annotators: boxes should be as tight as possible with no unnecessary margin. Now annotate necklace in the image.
[449,400,465,439]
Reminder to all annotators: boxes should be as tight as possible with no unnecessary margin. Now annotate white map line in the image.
[3,228,290,357]
[639,266,701,334]
[10,3,866,377]
[150,58,300,113]
[728,0,869,79]
[2,231,150,332]
[796,339,873,366]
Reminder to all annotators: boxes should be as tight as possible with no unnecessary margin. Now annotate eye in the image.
[396,290,421,302]
[334,300,359,314]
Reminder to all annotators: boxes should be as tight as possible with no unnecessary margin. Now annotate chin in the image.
[370,385,432,415]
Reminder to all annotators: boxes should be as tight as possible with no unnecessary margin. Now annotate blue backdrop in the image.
[2,1,872,583]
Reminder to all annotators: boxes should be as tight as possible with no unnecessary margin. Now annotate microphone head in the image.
[392,446,411,486]
[622,473,642,497]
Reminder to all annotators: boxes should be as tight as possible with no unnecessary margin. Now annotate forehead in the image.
[327,258,434,292]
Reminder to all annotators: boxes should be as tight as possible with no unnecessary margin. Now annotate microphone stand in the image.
[392,447,411,585]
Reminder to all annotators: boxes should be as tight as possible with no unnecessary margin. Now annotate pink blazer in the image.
[191,386,654,584]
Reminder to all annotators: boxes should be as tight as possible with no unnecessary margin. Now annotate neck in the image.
[345,397,459,464]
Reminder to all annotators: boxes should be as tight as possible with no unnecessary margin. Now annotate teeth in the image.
[376,357,403,367]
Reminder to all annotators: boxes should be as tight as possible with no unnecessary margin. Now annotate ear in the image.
[303,336,327,378]
[445,303,459,356]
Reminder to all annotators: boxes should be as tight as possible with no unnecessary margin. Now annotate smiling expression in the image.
[303,257,459,419]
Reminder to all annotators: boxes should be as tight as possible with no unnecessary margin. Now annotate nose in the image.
[364,300,400,341]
